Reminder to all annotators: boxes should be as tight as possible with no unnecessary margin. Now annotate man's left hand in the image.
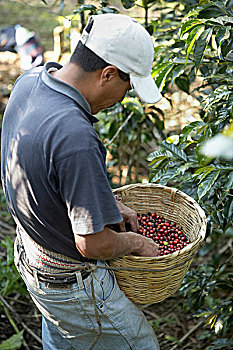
[115,201,139,232]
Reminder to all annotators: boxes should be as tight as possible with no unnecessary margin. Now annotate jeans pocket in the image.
[27,282,96,335]
[16,260,96,336]
[98,269,113,302]
[88,266,116,304]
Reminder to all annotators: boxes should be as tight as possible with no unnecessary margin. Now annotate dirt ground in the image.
[0,52,208,350]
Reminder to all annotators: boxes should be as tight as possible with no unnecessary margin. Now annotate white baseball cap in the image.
[80,14,162,104]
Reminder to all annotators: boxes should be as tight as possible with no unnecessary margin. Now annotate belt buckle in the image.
[45,282,73,290]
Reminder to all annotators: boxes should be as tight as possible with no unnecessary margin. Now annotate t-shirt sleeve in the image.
[55,146,123,235]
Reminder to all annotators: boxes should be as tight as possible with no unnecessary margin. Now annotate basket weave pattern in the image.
[109,183,206,304]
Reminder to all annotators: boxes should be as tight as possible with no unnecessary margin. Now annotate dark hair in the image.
[70,41,129,82]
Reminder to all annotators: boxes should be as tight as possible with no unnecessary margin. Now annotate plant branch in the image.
[4,306,30,350]
[106,112,134,146]
[0,294,42,345]
[19,0,71,19]
[170,320,204,350]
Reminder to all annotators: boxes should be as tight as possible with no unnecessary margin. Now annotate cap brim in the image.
[130,74,162,104]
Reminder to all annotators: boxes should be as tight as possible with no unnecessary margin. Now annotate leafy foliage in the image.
[148,0,233,347]
[96,97,165,186]
[0,331,24,350]
[0,236,26,299]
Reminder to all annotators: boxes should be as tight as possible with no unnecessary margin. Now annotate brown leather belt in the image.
[21,254,91,286]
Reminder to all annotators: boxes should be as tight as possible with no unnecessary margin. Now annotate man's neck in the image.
[50,62,101,114]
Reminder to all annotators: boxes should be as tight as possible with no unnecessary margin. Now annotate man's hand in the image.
[75,227,159,260]
[133,235,159,257]
[115,201,139,232]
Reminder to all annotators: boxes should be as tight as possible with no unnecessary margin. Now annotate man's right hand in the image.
[74,227,159,260]
[132,234,159,257]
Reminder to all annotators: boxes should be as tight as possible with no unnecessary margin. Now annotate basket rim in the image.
[112,183,207,261]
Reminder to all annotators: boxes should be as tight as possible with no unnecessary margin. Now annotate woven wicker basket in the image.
[109,183,206,304]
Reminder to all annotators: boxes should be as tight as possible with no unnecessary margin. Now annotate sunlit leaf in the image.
[153,63,174,91]
[147,150,171,162]
[185,26,205,63]
[194,28,213,71]
[180,19,202,36]
[198,170,221,200]
[160,141,187,161]
[179,121,206,144]
[148,156,169,167]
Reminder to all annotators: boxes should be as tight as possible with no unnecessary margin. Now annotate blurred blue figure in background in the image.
[0,24,44,71]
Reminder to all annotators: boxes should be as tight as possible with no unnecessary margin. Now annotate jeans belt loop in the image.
[14,236,23,267]
[75,271,84,289]
[33,270,40,289]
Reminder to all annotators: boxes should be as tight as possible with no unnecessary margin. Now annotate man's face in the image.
[91,67,131,114]
[103,75,131,109]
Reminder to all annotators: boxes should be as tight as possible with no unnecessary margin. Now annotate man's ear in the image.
[100,65,118,87]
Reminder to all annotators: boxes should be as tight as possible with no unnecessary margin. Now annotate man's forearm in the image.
[75,226,158,259]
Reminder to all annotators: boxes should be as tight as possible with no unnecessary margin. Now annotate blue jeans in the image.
[14,240,159,350]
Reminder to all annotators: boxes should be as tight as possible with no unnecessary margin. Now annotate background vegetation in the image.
[0,0,232,349]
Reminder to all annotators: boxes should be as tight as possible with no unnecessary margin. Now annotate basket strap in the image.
[107,253,197,273]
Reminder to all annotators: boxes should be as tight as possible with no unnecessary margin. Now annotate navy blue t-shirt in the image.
[1,62,122,260]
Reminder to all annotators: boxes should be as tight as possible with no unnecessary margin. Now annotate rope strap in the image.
[81,253,196,275]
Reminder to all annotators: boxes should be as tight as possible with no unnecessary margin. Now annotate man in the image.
[0,24,44,71]
[1,14,162,350]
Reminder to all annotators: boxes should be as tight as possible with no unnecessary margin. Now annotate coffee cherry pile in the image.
[137,212,191,256]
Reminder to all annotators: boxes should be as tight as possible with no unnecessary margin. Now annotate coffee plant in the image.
[148,0,233,347]
[1,0,232,348]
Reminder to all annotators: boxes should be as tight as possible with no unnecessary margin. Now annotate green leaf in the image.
[223,197,233,220]
[185,26,205,63]
[194,28,213,72]
[180,19,202,36]
[160,141,187,161]
[153,63,174,91]
[41,0,47,4]
[211,338,233,348]
[185,8,203,19]
[1,236,14,265]
[179,121,206,144]
[173,162,193,176]
[122,0,136,9]
[194,166,216,181]
[148,155,169,167]
[199,6,226,19]
[149,165,168,183]
[221,32,233,61]
[165,335,181,344]
[175,74,190,94]
[216,26,230,47]
[224,171,233,189]
[197,170,221,200]
[0,331,24,350]
[147,150,171,162]
[170,65,185,85]
[73,4,97,14]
